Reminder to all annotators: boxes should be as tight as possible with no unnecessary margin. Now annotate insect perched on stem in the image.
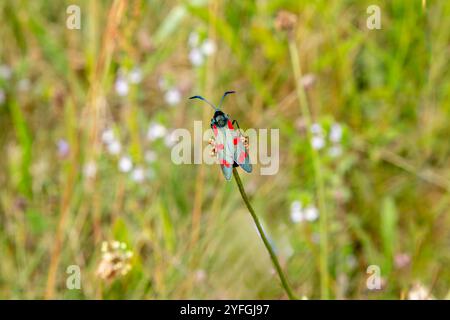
[189,91,252,180]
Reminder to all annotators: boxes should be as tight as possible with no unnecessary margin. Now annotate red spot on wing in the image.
[227,120,234,130]
[220,159,231,168]
[233,137,238,145]
[213,124,218,137]
[238,151,246,164]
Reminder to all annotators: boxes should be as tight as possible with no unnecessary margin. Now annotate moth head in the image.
[214,110,227,127]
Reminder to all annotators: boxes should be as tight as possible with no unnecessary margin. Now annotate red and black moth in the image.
[189,91,252,180]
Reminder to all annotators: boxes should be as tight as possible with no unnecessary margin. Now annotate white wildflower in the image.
[57,139,70,158]
[164,130,178,147]
[101,129,115,144]
[129,67,143,84]
[0,89,5,105]
[194,269,207,283]
[83,161,97,179]
[112,241,120,249]
[201,39,216,56]
[131,167,145,183]
[115,76,129,96]
[301,73,316,88]
[328,145,342,157]
[164,88,181,106]
[408,283,433,300]
[311,135,325,150]
[146,122,167,141]
[0,65,12,80]
[311,123,323,135]
[304,206,319,222]
[158,77,167,90]
[290,201,304,223]
[188,32,199,48]
[118,156,133,173]
[144,150,157,163]
[330,123,343,143]
[189,48,204,66]
[394,253,411,269]
[290,210,303,223]
[107,140,122,155]
[291,200,302,212]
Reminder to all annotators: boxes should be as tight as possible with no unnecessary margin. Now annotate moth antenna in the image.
[189,95,217,111]
[217,91,236,109]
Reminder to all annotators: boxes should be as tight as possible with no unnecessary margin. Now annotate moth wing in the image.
[233,130,252,173]
[221,162,233,181]
[214,125,234,181]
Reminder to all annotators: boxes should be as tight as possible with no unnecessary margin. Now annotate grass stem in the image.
[232,168,297,300]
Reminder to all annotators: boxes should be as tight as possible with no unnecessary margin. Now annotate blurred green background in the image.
[0,0,449,299]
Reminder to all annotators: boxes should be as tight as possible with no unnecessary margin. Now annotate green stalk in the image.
[233,168,297,300]
[288,39,330,299]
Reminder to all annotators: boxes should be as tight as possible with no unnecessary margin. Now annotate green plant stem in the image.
[232,168,297,300]
[288,39,330,299]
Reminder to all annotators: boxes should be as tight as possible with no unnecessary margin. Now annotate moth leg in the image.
[232,120,249,150]
[208,137,217,156]
[231,119,241,130]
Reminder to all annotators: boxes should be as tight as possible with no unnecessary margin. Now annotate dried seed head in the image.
[407,283,434,300]
[208,137,218,157]
[275,10,298,34]
[241,136,250,150]
[96,240,133,281]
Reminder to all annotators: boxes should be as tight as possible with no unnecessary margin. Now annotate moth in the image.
[189,91,252,180]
